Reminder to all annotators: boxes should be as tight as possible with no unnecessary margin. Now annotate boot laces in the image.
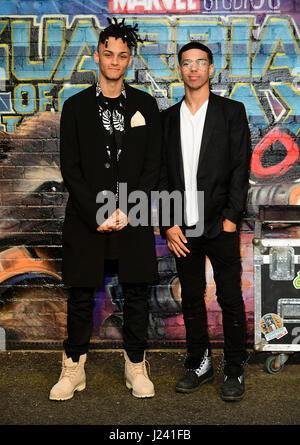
[62,363,79,381]
[130,359,150,377]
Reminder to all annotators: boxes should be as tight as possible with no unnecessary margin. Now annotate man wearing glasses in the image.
[160,42,251,401]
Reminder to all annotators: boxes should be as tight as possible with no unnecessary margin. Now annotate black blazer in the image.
[160,92,251,238]
[60,83,162,287]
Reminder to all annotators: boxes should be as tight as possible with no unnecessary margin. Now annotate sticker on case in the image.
[261,313,288,341]
[293,272,300,289]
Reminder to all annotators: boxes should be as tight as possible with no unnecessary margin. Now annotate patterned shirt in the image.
[95,80,126,203]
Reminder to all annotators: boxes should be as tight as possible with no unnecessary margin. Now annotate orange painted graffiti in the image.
[0,246,61,284]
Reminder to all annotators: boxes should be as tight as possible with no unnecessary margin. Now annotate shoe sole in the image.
[221,393,245,402]
[49,382,86,401]
[175,375,214,394]
[126,381,155,398]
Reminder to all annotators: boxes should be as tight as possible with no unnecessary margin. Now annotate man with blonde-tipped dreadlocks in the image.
[49,18,161,401]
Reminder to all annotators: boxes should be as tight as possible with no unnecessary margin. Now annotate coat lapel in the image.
[172,99,185,189]
[197,92,218,178]
[88,84,105,143]
[123,83,137,142]
[119,83,139,171]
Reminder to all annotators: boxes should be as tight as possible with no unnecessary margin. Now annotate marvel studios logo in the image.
[109,0,281,14]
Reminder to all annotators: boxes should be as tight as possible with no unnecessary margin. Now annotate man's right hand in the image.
[165,225,190,258]
[97,209,129,233]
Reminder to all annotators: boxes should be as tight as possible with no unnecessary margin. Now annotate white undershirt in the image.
[180,99,208,226]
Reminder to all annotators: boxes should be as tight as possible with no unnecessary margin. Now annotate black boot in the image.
[221,360,247,402]
[176,349,214,393]
[221,373,244,402]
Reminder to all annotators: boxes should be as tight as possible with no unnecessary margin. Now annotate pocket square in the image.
[130,111,146,128]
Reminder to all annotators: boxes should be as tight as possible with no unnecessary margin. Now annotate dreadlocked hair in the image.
[98,17,143,50]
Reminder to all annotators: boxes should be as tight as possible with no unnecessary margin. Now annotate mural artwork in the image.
[0,0,300,349]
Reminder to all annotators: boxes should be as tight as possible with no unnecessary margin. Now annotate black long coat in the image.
[160,92,252,238]
[60,83,162,287]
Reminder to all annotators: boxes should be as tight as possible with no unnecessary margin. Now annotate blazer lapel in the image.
[172,99,185,189]
[119,83,140,171]
[89,84,105,142]
[197,92,218,178]
[123,83,137,141]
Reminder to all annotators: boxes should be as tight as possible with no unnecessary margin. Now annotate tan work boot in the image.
[49,352,86,401]
[124,350,155,398]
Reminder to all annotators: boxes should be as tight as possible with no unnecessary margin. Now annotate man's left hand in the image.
[97,209,129,233]
[223,219,236,232]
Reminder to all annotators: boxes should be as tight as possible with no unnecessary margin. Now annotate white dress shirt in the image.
[180,99,208,226]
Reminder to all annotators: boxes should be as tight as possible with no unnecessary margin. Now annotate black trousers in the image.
[63,262,149,363]
[175,230,247,369]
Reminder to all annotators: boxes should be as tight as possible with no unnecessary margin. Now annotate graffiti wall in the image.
[0,0,299,350]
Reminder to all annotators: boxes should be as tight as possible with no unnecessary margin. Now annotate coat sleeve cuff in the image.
[222,208,242,225]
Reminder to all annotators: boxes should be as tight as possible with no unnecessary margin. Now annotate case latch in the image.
[269,247,295,280]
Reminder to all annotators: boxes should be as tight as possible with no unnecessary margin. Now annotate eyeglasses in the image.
[181,59,210,70]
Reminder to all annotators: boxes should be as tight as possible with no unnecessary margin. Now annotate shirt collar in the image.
[96,80,126,106]
[181,98,209,119]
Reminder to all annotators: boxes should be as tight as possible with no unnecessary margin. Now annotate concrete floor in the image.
[1,349,300,430]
